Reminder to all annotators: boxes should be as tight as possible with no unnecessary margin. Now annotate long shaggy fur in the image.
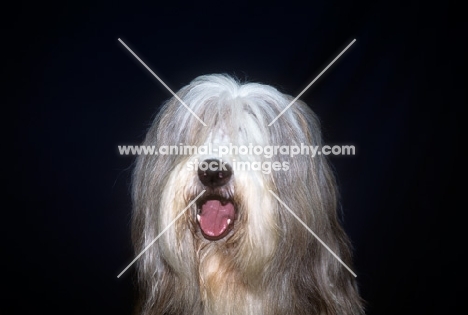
[132,74,364,314]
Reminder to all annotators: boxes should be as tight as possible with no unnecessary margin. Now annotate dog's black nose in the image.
[197,159,232,187]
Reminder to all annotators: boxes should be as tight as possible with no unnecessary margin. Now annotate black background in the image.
[7,1,463,314]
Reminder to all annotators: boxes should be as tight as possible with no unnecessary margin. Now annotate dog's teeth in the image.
[197,214,201,222]
[227,219,231,225]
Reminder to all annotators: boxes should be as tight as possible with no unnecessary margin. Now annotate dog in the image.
[131,74,363,314]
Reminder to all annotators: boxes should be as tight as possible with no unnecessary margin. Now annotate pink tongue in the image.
[199,200,235,240]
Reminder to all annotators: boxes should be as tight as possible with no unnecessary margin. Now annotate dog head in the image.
[131,74,362,314]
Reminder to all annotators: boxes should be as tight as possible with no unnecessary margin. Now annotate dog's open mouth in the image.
[197,198,235,240]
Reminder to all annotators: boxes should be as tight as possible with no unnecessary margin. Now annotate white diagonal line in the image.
[117,190,206,278]
[268,190,357,277]
[268,39,356,126]
[118,38,207,126]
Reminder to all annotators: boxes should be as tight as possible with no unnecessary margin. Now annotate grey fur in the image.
[131,74,364,315]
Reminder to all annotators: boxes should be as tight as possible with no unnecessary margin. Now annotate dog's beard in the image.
[159,156,278,267]
[152,156,278,314]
